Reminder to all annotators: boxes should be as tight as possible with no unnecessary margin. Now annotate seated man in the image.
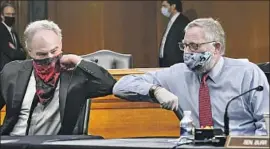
[113,18,269,136]
[0,20,116,135]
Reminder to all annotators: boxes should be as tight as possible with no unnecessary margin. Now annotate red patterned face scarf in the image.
[32,54,62,105]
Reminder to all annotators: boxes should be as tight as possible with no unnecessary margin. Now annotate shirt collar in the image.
[2,21,12,32]
[207,57,224,83]
[170,12,180,23]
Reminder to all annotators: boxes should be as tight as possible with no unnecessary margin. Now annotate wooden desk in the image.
[0,68,179,138]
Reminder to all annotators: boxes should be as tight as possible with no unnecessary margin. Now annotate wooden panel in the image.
[103,1,158,68]
[92,95,161,109]
[181,1,269,63]
[48,1,269,67]
[0,112,5,124]
[48,1,105,55]
[48,1,159,67]
[89,108,179,138]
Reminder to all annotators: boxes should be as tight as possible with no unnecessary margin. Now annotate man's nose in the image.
[184,46,191,52]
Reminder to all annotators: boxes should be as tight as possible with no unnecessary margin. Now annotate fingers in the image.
[160,99,178,111]
[60,63,75,71]
[173,99,179,111]
[155,87,179,111]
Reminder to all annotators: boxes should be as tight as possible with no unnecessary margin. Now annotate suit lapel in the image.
[12,61,33,110]
[1,23,16,46]
[59,71,71,122]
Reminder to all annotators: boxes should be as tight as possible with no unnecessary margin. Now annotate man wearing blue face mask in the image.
[113,18,269,136]
[159,0,189,67]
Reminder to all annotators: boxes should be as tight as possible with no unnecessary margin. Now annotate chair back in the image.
[82,50,132,69]
[258,62,270,84]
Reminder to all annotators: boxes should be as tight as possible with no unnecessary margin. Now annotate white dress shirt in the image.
[10,71,61,136]
[113,57,269,136]
[159,12,180,58]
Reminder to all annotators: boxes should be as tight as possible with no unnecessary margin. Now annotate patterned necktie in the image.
[199,74,213,128]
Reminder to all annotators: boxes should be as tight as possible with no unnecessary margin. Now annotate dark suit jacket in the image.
[159,13,190,67]
[0,59,116,135]
[0,23,26,71]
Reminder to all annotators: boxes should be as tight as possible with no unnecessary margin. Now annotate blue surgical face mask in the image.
[183,51,214,74]
[161,7,171,18]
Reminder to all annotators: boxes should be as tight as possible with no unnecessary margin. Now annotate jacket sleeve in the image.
[76,60,117,98]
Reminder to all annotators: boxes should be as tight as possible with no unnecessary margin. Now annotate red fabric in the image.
[33,56,61,105]
[199,75,213,128]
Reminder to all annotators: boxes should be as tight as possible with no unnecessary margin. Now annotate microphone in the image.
[90,58,98,63]
[224,85,264,136]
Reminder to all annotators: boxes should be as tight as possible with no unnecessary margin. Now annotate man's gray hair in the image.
[24,20,62,49]
[184,18,226,55]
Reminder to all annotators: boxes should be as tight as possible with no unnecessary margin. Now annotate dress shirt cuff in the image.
[148,84,161,103]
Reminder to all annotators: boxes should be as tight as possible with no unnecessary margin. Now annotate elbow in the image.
[104,78,117,95]
[112,79,132,100]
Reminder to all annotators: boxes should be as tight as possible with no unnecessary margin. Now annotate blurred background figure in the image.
[159,0,190,67]
[0,2,26,71]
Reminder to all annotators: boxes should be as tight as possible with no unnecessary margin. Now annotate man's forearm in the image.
[113,75,155,102]
[78,60,117,97]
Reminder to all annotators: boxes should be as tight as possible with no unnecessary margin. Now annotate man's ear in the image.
[213,42,221,54]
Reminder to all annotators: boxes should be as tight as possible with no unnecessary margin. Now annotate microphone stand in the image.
[224,86,263,136]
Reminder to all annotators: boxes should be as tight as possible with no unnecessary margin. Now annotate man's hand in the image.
[154,87,179,111]
[60,54,82,70]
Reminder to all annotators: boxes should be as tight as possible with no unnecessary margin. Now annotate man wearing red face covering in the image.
[0,2,26,71]
[0,20,116,135]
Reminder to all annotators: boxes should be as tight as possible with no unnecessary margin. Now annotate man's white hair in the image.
[184,18,226,55]
[24,20,62,50]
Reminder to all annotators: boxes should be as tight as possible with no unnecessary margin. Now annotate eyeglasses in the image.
[178,41,216,52]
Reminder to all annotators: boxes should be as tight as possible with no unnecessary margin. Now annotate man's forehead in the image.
[184,27,205,42]
[31,30,60,50]
[162,1,169,6]
[34,29,58,38]
[32,30,59,43]
[3,6,15,13]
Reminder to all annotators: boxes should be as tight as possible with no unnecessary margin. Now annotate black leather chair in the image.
[258,62,270,84]
[82,50,133,69]
[73,99,91,135]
